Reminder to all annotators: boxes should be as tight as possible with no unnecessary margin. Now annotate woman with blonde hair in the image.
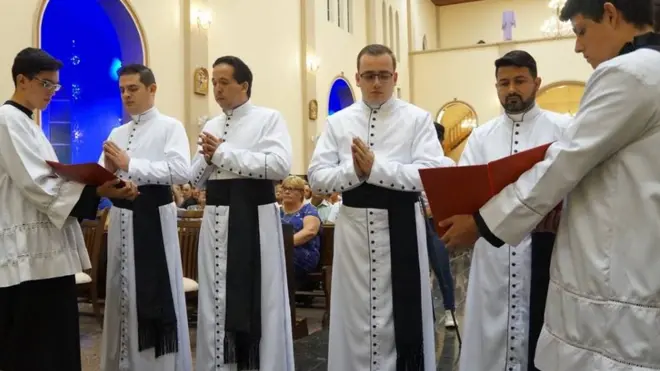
[279,175,322,291]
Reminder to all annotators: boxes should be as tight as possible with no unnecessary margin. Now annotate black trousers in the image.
[0,275,82,371]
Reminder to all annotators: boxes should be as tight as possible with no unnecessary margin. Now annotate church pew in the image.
[294,224,334,329]
[282,223,310,339]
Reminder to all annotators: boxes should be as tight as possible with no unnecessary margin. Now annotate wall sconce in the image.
[306,55,320,72]
[192,8,212,30]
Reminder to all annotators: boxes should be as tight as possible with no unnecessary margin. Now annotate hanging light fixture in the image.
[540,0,573,37]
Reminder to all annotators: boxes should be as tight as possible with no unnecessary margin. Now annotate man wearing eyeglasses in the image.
[308,44,454,371]
[454,50,571,371]
[0,47,138,371]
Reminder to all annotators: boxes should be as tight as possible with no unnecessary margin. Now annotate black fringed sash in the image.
[343,184,425,370]
[206,179,275,369]
[527,232,555,371]
[112,185,178,357]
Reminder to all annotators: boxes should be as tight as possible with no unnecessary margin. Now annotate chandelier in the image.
[540,0,573,37]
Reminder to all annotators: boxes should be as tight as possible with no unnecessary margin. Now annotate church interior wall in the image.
[206,0,305,173]
[436,0,566,49]
[0,0,185,129]
[0,0,44,101]
[313,0,367,135]
[409,0,438,51]
[410,37,593,126]
[0,0,598,173]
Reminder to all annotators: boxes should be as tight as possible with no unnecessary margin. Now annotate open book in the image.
[420,142,556,236]
[46,161,119,187]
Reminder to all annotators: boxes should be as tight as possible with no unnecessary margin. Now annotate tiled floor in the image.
[79,290,465,370]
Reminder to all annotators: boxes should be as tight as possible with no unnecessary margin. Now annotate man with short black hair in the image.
[456,49,571,371]
[192,55,294,371]
[309,44,453,371]
[99,63,193,371]
[0,47,138,371]
[439,1,660,369]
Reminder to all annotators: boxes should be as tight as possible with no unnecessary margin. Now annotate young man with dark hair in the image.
[99,63,193,370]
[455,49,571,371]
[440,1,660,370]
[0,47,138,371]
[192,55,295,370]
[309,44,454,371]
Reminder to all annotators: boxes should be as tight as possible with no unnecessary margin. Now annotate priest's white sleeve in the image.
[0,116,85,229]
[210,111,292,180]
[191,120,216,188]
[367,112,455,191]
[127,121,192,185]
[477,64,655,246]
[307,118,362,194]
[457,132,481,166]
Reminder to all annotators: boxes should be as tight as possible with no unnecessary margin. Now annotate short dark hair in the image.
[434,121,445,142]
[117,63,156,86]
[11,47,63,86]
[356,44,397,71]
[213,56,254,98]
[559,0,653,28]
[494,50,538,79]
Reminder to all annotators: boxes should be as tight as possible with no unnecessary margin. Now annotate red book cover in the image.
[420,142,554,236]
[46,161,118,187]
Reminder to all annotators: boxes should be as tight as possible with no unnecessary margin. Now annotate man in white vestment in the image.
[439,1,660,370]
[457,50,571,371]
[99,64,193,371]
[192,55,295,371]
[308,44,454,371]
[0,47,138,371]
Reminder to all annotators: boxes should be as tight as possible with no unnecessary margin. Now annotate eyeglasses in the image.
[34,77,62,92]
[281,186,303,193]
[359,72,393,83]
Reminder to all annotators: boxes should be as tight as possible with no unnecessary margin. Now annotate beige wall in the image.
[410,0,437,51]
[205,0,305,172]
[2,0,595,174]
[314,0,366,135]
[311,0,410,132]
[410,37,592,125]
[436,0,563,49]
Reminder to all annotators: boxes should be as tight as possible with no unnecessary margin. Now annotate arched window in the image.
[337,0,342,28]
[388,6,394,48]
[327,0,332,21]
[422,35,428,50]
[382,1,387,45]
[347,0,353,33]
[395,11,400,57]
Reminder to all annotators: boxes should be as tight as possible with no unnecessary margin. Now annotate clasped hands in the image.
[99,141,138,200]
[198,132,224,164]
[438,209,561,250]
[351,137,374,179]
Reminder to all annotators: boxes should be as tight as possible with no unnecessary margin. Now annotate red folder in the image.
[46,161,118,186]
[420,142,554,236]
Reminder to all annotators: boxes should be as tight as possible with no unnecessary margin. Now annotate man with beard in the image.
[456,50,571,371]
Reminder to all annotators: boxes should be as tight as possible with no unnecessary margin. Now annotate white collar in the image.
[130,106,159,124]
[223,100,252,118]
[361,96,397,113]
[505,103,541,123]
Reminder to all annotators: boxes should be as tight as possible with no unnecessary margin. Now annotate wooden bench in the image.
[282,223,309,339]
[294,224,334,329]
